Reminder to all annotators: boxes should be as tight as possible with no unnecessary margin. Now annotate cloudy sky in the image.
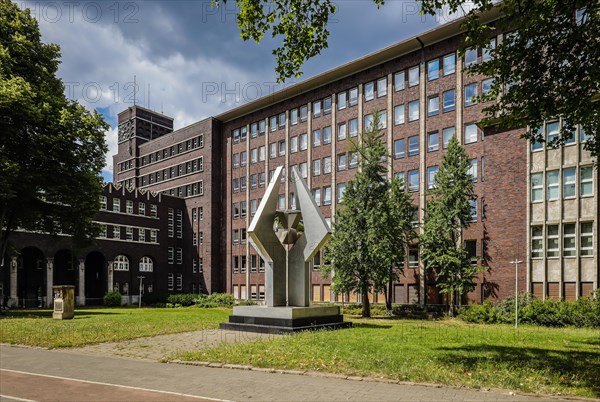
[20,0,456,181]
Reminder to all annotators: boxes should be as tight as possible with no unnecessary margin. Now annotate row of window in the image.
[99,224,158,243]
[233,116,485,173]
[139,135,204,167]
[232,255,266,273]
[230,42,499,143]
[160,181,205,198]
[140,157,204,186]
[113,255,154,272]
[232,284,266,300]
[100,197,158,217]
[531,223,594,258]
[531,166,594,201]
[532,122,590,150]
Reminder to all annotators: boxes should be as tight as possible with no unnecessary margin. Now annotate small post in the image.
[509,258,523,330]
[137,275,145,308]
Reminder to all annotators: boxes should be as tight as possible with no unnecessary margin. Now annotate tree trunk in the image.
[361,289,371,318]
[386,277,393,313]
[448,291,455,317]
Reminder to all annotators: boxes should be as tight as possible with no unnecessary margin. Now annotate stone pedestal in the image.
[52,285,75,320]
[220,305,351,334]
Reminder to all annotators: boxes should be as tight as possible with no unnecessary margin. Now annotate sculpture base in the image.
[220,306,352,334]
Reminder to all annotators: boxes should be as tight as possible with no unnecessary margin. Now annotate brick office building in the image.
[3,9,597,307]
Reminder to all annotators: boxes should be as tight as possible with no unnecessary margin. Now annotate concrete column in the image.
[46,257,54,308]
[9,256,18,307]
[78,259,85,306]
[107,261,114,292]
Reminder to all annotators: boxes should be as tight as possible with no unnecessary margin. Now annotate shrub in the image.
[103,291,122,307]
[459,291,600,328]
[194,293,235,308]
[167,294,197,307]
[459,301,496,323]
[237,300,257,306]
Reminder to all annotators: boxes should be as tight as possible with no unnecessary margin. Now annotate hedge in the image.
[459,291,600,328]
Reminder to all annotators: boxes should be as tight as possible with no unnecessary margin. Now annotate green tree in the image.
[372,177,417,313]
[225,0,599,160]
[323,114,414,317]
[0,0,108,265]
[420,137,482,316]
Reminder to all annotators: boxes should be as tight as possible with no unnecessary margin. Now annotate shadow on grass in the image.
[435,344,600,397]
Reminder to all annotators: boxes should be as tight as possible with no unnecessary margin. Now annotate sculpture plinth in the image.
[220,166,351,334]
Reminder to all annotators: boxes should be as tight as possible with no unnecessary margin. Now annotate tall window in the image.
[427,59,439,80]
[349,118,358,137]
[408,169,419,192]
[394,139,405,159]
[442,127,455,148]
[563,168,576,198]
[580,222,593,256]
[338,91,347,109]
[465,83,478,106]
[364,82,374,101]
[427,166,438,189]
[547,225,559,257]
[468,159,478,181]
[323,186,332,205]
[465,47,478,67]
[394,71,405,91]
[443,53,456,75]
[323,156,332,174]
[580,166,593,196]
[546,121,559,143]
[563,224,576,257]
[114,255,129,271]
[464,123,478,144]
[546,170,559,200]
[377,77,387,97]
[113,198,120,212]
[408,100,419,121]
[338,122,346,140]
[443,89,455,112]
[531,226,543,258]
[349,87,358,106]
[408,66,419,87]
[408,135,419,156]
[531,173,543,202]
[139,256,153,272]
[428,95,439,117]
[394,104,405,125]
[428,131,439,152]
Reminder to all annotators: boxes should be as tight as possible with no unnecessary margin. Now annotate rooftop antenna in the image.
[148,83,151,110]
[133,75,137,106]
[161,102,163,114]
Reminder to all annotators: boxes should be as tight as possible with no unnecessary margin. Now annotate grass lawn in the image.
[174,318,600,398]
[0,307,230,348]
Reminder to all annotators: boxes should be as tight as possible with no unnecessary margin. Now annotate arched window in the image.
[114,255,129,271]
[139,256,153,272]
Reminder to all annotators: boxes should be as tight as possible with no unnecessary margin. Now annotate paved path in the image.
[0,345,576,402]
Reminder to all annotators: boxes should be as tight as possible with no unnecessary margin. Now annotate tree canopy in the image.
[0,0,108,263]
[224,0,599,160]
